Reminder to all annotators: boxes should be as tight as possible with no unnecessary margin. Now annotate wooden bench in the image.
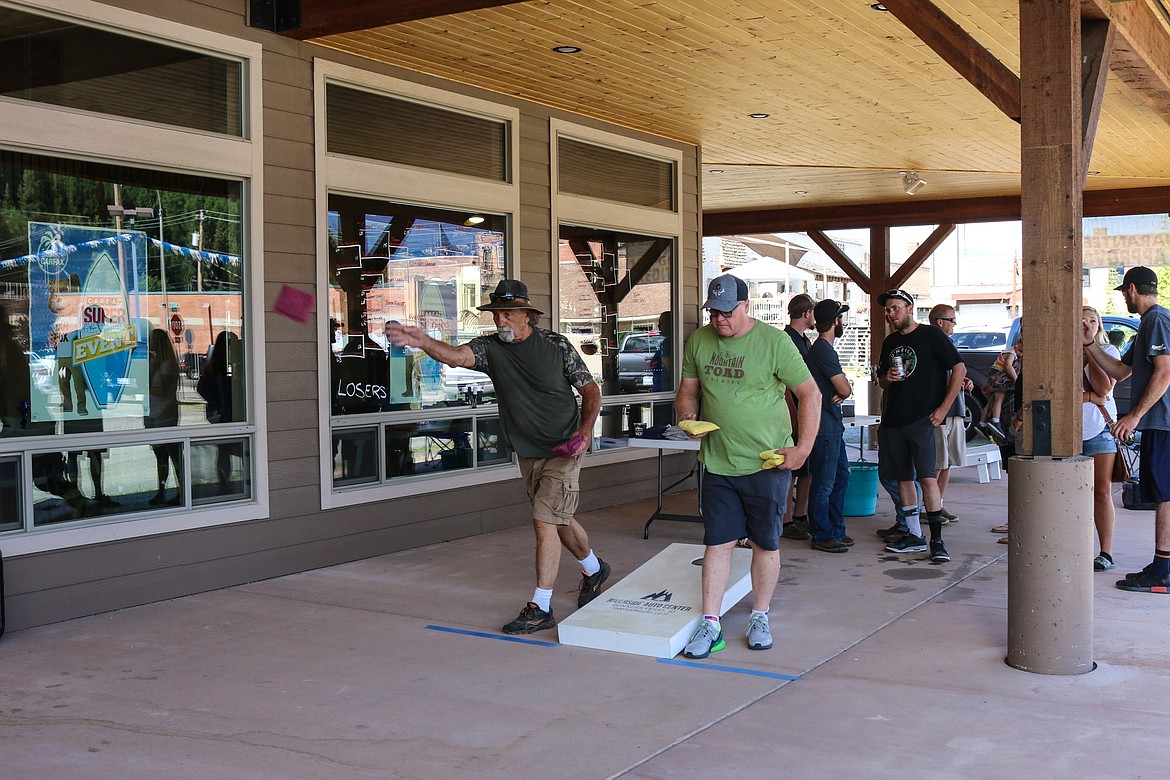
[961,443,1003,483]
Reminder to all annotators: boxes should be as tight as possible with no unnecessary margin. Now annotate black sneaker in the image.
[930,538,950,563]
[1124,563,1156,580]
[876,524,908,539]
[577,560,611,607]
[502,602,556,634]
[792,518,811,535]
[1116,570,1170,593]
[781,522,811,541]
[840,535,855,547]
[885,534,928,553]
[811,538,850,553]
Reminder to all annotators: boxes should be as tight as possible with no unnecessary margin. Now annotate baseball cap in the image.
[787,293,814,318]
[702,274,749,313]
[877,288,914,307]
[1114,266,1157,291]
[813,299,849,326]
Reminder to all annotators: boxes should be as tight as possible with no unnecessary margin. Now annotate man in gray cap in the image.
[805,299,854,553]
[387,279,611,632]
[1084,266,1170,593]
[676,274,820,658]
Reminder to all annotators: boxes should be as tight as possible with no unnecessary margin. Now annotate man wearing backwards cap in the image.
[804,299,855,553]
[1084,266,1170,593]
[675,273,821,658]
[875,288,966,564]
[387,279,611,633]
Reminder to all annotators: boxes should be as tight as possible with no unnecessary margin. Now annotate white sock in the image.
[904,508,922,537]
[750,610,768,621]
[531,587,553,612]
[578,550,600,576]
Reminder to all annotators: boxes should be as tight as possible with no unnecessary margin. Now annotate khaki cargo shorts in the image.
[518,453,583,525]
[934,416,966,470]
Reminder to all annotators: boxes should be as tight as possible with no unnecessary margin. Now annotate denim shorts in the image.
[1081,428,1117,457]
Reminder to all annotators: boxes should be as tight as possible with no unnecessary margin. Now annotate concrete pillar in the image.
[1006,456,1095,674]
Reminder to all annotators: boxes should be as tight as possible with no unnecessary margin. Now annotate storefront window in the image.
[326,195,513,489]
[0,5,243,136]
[557,225,675,449]
[0,150,248,528]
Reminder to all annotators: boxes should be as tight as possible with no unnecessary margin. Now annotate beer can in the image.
[891,355,904,377]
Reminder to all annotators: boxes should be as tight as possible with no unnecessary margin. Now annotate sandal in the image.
[997,536,1009,544]
[990,524,1009,534]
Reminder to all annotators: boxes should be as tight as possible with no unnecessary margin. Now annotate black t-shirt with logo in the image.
[877,324,962,427]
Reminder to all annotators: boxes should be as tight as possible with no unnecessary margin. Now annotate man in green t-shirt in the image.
[386,279,608,635]
[675,274,821,658]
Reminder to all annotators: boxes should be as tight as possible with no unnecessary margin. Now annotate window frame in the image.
[0,0,266,556]
[550,120,683,466]
[315,61,522,509]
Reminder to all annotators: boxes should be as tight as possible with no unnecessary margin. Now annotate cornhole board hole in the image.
[558,542,753,658]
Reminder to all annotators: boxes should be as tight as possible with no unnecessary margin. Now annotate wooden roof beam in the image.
[263,0,528,40]
[702,186,1170,235]
[880,0,1021,121]
[1083,0,1170,126]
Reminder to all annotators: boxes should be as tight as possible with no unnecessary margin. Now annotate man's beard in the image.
[835,322,844,338]
[498,326,516,343]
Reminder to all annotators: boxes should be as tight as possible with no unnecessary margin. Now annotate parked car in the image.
[440,365,495,403]
[949,326,1009,352]
[616,331,664,392]
[955,314,1139,442]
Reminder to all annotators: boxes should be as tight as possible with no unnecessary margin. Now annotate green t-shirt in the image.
[681,320,812,476]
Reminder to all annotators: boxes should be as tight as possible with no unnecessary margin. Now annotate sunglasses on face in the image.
[709,306,740,319]
[937,317,956,323]
[490,292,526,303]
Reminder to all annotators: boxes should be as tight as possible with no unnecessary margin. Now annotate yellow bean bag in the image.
[679,420,720,435]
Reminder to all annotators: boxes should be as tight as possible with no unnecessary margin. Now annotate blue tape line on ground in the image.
[425,624,560,647]
[657,658,800,680]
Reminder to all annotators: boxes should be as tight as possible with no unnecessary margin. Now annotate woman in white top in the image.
[1082,306,1120,571]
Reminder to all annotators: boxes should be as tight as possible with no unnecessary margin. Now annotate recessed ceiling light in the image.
[709,169,724,174]
[552,45,581,54]
[1087,170,1100,175]
[794,190,808,196]
[871,3,889,10]
[748,113,769,119]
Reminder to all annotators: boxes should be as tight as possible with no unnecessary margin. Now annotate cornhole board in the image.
[558,542,753,658]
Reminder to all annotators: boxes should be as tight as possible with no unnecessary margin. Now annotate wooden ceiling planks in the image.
[305,0,1170,215]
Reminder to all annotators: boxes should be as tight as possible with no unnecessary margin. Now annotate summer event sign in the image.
[28,222,149,423]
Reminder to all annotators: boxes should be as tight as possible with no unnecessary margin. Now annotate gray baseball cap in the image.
[702,274,749,313]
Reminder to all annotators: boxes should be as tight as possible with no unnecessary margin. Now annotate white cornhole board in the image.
[558,542,753,658]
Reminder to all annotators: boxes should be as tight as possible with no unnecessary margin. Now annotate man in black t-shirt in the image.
[780,293,816,540]
[875,289,966,563]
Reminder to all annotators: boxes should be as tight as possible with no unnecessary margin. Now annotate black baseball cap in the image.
[1114,266,1157,291]
[813,299,849,326]
[877,288,914,307]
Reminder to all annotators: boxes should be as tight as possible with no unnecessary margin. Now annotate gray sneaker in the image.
[682,620,726,659]
[940,507,959,523]
[746,614,773,650]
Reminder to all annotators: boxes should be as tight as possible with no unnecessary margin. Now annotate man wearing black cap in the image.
[1084,266,1170,593]
[780,293,816,540]
[875,288,966,564]
[805,299,854,552]
[387,279,611,631]
[676,274,820,658]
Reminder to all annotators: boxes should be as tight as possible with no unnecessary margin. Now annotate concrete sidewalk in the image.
[2,468,1169,779]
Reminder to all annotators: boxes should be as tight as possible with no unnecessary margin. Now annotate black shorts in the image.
[1139,429,1170,504]
[877,417,937,483]
[700,469,791,551]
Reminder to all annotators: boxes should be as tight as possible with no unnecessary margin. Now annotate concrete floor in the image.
[2,466,1169,779]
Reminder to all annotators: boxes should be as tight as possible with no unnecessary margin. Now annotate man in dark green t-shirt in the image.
[387,279,608,635]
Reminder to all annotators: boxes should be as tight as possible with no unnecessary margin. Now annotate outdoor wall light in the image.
[748,113,769,119]
[900,171,926,195]
[465,215,486,226]
[552,45,581,54]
